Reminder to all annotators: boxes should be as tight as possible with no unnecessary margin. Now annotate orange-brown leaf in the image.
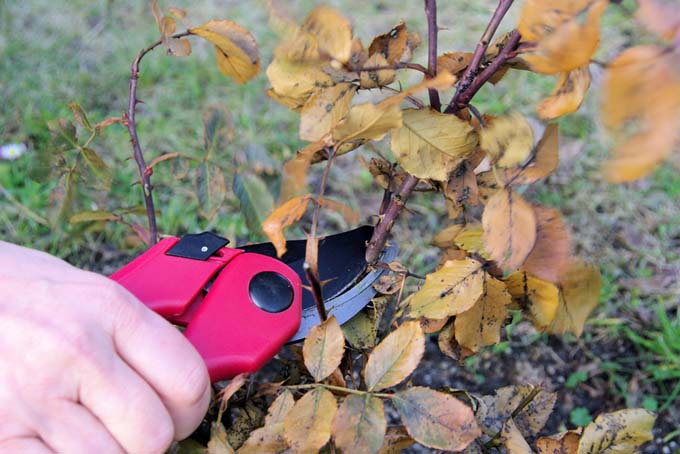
[262,195,312,256]
[536,429,581,454]
[505,123,560,186]
[359,53,396,89]
[438,52,473,78]
[364,320,425,391]
[537,66,591,120]
[482,189,537,271]
[369,22,409,64]
[521,205,571,283]
[278,142,324,204]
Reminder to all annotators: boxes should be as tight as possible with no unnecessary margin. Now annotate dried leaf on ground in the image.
[266,390,296,425]
[378,426,414,453]
[299,83,357,142]
[578,409,655,453]
[537,66,591,120]
[190,20,259,83]
[505,123,559,186]
[390,108,478,181]
[301,5,352,63]
[393,387,481,452]
[208,422,236,454]
[502,419,532,454]
[302,316,345,382]
[479,113,534,168]
[505,271,560,329]
[549,259,601,337]
[536,429,581,454]
[409,258,485,320]
[369,22,408,64]
[283,388,337,452]
[332,394,386,454]
[518,0,608,74]
[217,373,249,416]
[364,320,425,391]
[477,385,556,438]
[482,189,537,272]
[601,45,680,182]
[454,275,510,352]
[521,205,571,283]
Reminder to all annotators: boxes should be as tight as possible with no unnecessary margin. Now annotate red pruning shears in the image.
[110,226,397,382]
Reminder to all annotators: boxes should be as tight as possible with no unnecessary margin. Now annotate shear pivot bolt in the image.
[200,246,208,252]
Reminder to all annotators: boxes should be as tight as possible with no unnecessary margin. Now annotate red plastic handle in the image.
[110,239,302,382]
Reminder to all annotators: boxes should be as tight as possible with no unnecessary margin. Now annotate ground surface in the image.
[1,0,679,451]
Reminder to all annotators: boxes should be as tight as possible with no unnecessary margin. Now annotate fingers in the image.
[0,437,54,454]
[79,356,175,453]
[37,399,122,454]
[109,285,211,440]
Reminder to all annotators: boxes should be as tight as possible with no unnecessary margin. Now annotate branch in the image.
[424,0,441,111]
[444,0,515,113]
[124,32,190,245]
[347,62,429,75]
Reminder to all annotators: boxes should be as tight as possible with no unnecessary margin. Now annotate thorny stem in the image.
[444,0,516,114]
[283,383,394,399]
[125,32,190,245]
[424,0,441,111]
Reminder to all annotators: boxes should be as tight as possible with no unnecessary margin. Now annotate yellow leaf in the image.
[302,316,345,382]
[393,387,481,452]
[432,224,465,249]
[454,275,510,352]
[262,195,312,256]
[332,102,403,149]
[444,161,479,209]
[480,113,534,168]
[266,88,306,111]
[302,5,352,63]
[267,58,333,100]
[360,53,396,89]
[190,20,260,83]
[505,123,560,186]
[536,429,581,454]
[438,52,473,78]
[368,22,409,64]
[537,66,591,120]
[519,0,607,74]
[521,205,571,283]
[548,259,601,337]
[390,108,478,181]
[283,388,337,452]
[332,394,386,454]
[238,391,295,453]
[266,390,296,425]
[482,189,537,272]
[364,320,425,391]
[409,258,485,319]
[601,45,680,182]
[636,0,680,41]
[578,409,655,454]
[505,272,560,328]
[501,419,532,454]
[299,83,357,142]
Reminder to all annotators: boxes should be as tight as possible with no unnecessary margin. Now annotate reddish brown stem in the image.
[444,0,515,113]
[424,0,441,111]
[125,32,190,245]
[347,62,429,75]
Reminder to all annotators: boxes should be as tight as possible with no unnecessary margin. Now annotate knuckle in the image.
[175,360,210,408]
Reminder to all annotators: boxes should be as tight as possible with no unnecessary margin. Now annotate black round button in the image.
[249,272,294,313]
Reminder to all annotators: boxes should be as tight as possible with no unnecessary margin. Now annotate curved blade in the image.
[238,226,398,341]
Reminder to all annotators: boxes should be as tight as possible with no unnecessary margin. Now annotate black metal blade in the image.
[238,225,398,341]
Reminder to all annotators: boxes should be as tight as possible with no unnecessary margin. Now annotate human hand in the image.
[0,241,211,453]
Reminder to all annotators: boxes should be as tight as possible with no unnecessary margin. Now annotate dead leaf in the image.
[476,171,502,204]
[209,422,236,454]
[266,390,296,425]
[217,373,249,416]
[536,429,581,454]
[302,5,352,63]
[262,195,312,256]
[438,52,473,78]
[502,419,532,454]
[279,142,323,204]
[578,408,655,453]
[393,387,481,452]
[390,108,478,181]
[369,22,408,64]
[283,388,337,452]
[360,53,396,89]
[299,83,357,142]
[373,274,404,295]
[409,258,485,319]
[190,20,260,83]
[454,225,487,257]
[363,320,425,391]
[505,123,560,186]
[332,394,386,454]
[420,317,449,334]
[482,189,537,271]
[537,66,591,120]
[444,161,480,210]
[549,259,601,337]
[302,316,345,382]
[505,272,560,328]
[151,0,192,57]
[237,392,295,453]
[454,275,510,352]
[636,0,680,41]
[521,205,571,283]
[480,113,534,168]
[518,0,608,74]
[477,385,556,438]
[378,426,415,453]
